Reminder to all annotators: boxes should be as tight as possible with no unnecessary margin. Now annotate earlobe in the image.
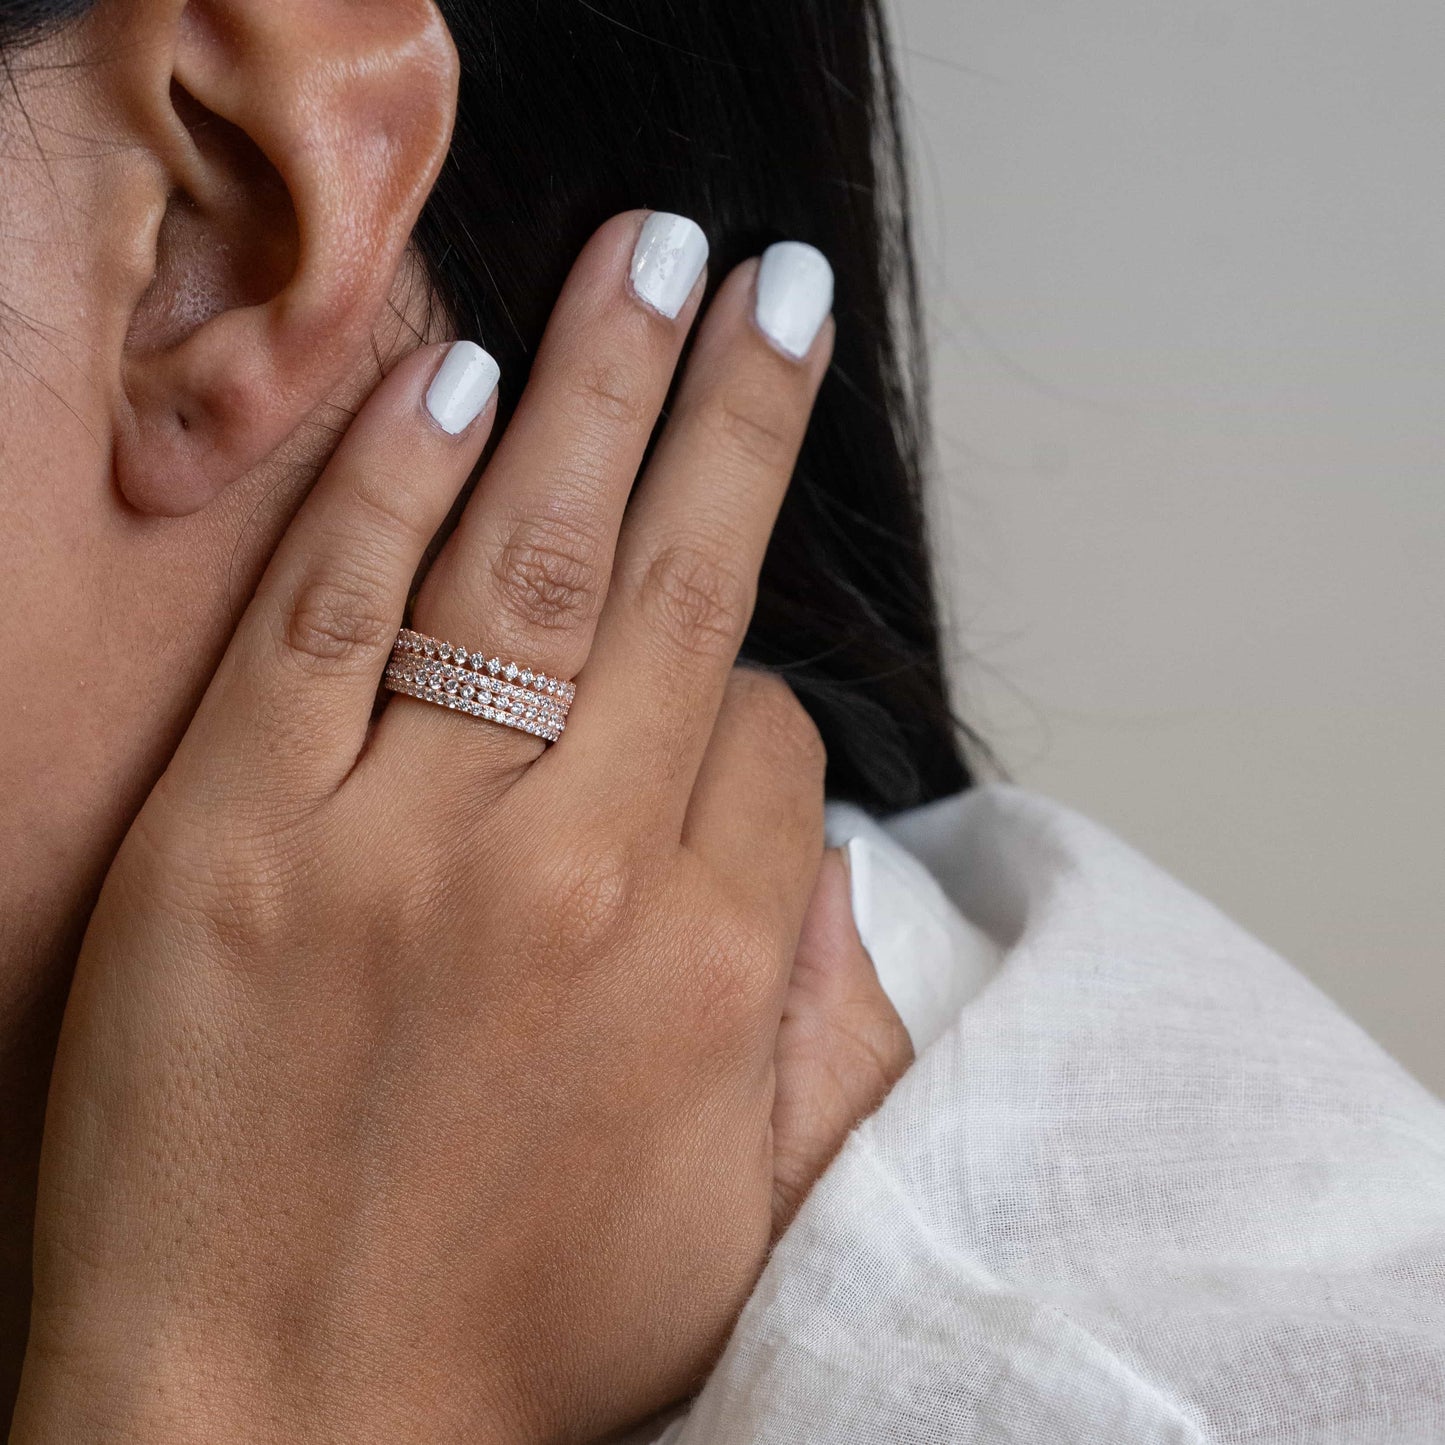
[110,0,459,517]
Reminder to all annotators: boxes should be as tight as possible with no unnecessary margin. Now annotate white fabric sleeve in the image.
[659,784,1445,1443]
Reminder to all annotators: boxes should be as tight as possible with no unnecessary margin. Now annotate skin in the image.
[0,0,914,1436]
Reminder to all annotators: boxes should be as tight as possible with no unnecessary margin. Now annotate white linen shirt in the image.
[635,784,1445,1443]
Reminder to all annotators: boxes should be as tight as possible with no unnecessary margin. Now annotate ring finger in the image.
[380,209,709,773]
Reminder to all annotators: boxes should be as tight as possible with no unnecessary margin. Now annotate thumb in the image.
[771,844,914,1236]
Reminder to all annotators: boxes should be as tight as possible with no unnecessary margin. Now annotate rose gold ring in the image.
[382,628,575,744]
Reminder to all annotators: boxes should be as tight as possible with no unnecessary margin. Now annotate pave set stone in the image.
[393,628,576,704]
[383,628,574,744]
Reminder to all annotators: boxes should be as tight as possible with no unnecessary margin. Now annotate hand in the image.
[13,212,909,1445]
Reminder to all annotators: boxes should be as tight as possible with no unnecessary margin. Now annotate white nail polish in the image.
[755,241,834,360]
[425,341,500,435]
[630,212,709,320]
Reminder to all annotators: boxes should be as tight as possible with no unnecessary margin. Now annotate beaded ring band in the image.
[382,628,575,744]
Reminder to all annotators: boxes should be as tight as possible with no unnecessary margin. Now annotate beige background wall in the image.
[891,0,1444,1093]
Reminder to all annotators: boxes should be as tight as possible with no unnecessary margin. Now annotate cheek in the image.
[0,399,273,973]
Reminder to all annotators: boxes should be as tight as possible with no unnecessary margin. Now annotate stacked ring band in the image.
[382,628,575,743]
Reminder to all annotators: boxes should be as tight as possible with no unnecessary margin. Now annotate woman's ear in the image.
[103,0,459,517]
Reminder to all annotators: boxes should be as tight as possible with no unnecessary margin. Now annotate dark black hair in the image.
[3,0,979,814]
[0,0,87,47]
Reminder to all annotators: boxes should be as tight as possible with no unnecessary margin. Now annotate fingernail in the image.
[843,832,995,1056]
[755,241,834,359]
[425,341,500,435]
[630,212,709,320]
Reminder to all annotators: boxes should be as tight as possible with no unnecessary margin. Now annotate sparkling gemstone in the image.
[439,643,451,660]
[504,662,519,681]
[520,670,533,686]
[454,647,467,665]
[460,685,474,700]
[487,657,501,675]
[423,641,436,657]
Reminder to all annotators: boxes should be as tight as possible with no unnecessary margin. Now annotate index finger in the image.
[168,339,499,810]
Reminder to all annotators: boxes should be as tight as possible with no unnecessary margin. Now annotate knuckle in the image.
[634,541,752,660]
[491,514,605,632]
[132,805,317,967]
[688,905,782,1037]
[281,549,397,671]
[705,384,800,471]
[201,854,299,962]
[567,358,649,432]
[733,669,826,774]
[218,842,422,989]
[528,839,635,965]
